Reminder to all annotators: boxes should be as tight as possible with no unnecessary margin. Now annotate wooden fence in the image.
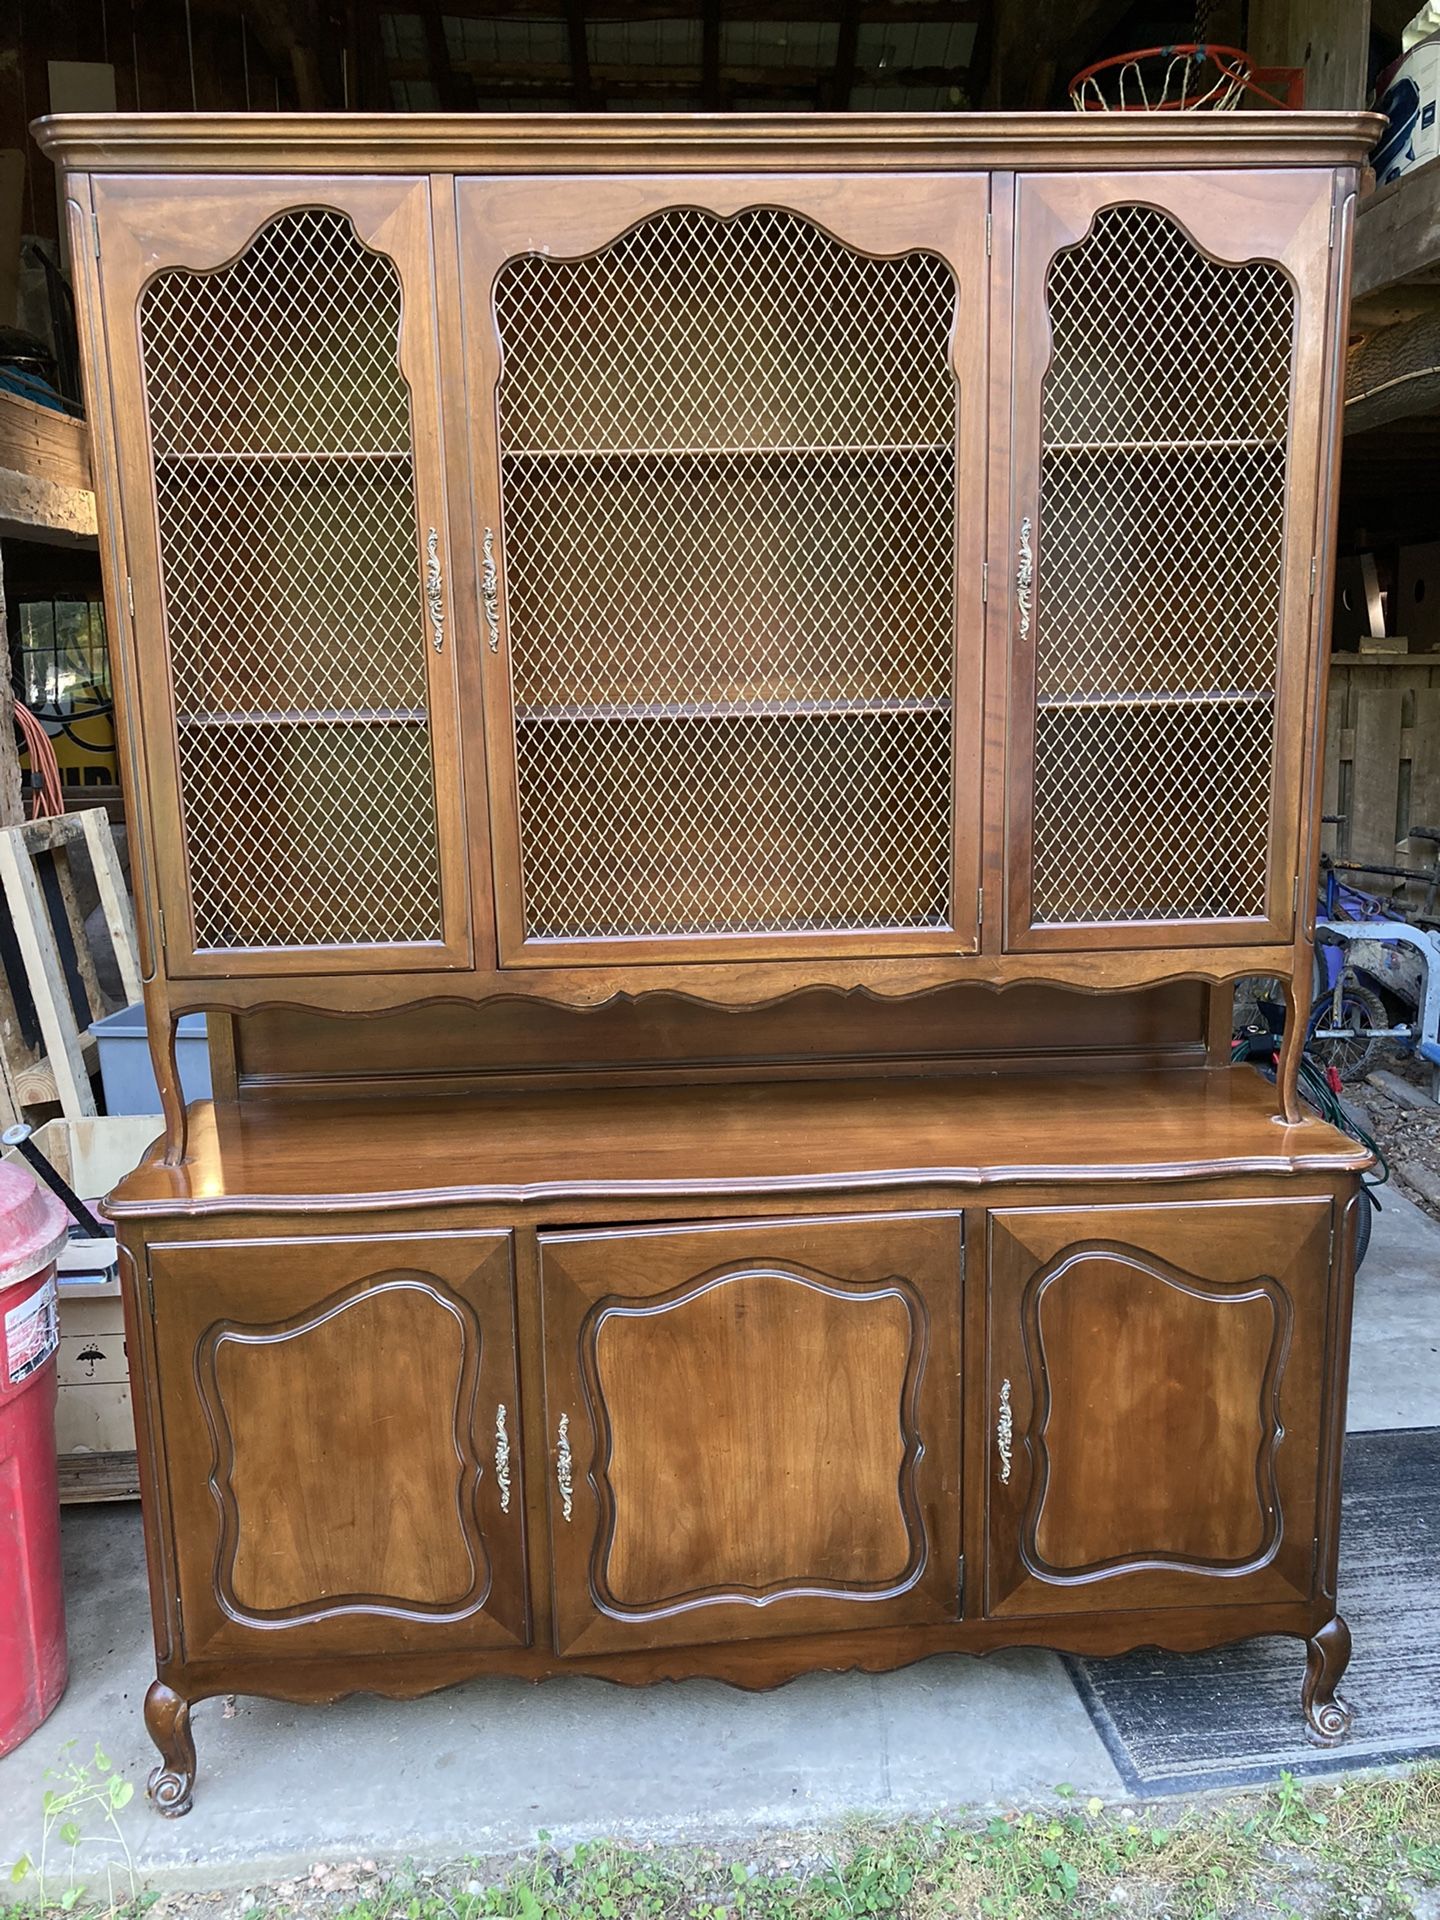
[1322,654,1440,901]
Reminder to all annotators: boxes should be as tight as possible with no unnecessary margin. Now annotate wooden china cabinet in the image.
[38,109,1380,1816]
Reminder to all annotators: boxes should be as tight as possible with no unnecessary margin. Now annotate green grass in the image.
[9,1763,1440,1920]
[292,1766,1440,1920]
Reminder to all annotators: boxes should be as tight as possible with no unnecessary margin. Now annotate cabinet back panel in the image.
[225,980,1220,1096]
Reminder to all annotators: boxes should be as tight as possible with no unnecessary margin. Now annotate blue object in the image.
[90,1003,211,1115]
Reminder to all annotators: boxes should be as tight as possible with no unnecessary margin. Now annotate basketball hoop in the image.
[1069,44,1292,112]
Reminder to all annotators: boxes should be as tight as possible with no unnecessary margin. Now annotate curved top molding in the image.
[33,111,1384,177]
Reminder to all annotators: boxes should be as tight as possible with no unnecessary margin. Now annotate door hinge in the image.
[976,885,984,927]
[145,1265,155,1316]
[981,560,989,603]
[125,575,134,617]
[91,212,100,259]
[957,1551,967,1607]
[985,208,992,256]
[1293,873,1300,914]
[157,907,167,951]
[1310,554,1318,597]
[1328,203,1336,250]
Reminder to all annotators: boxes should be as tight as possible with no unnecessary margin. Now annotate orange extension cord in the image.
[14,701,65,819]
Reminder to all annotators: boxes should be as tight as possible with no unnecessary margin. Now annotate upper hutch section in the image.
[38,112,1379,1016]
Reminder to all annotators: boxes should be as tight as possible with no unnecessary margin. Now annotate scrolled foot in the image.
[144,1680,196,1816]
[1302,1615,1354,1747]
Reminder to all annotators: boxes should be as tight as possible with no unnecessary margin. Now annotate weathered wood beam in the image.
[397,55,975,92]
[1352,155,1440,309]
[826,0,860,110]
[417,1,468,108]
[1248,0,1372,110]
[982,0,1132,108]
[566,0,597,108]
[0,394,96,544]
[701,0,722,108]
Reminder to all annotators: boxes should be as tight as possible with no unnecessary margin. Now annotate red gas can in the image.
[0,1160,71,1756]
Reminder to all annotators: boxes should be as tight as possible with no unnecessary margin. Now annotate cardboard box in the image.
[2,1116,160,1496]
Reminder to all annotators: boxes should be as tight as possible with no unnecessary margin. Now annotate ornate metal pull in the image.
[494,1404,511,1514]
[481,526,501,654]
[425,528,445,653]
[1016,517,1033,642]
[996,1377,1014,1484]
[555,1411,573,1522]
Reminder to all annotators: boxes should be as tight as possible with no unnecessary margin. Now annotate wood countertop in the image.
[105,1066,1370,1218]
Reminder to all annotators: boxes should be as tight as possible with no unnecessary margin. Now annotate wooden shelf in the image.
[1037,690,1274,711]
[154,449,412,467]
[516,695,948,723]
[504,441,951,461]
[105,1067,1371,1217]
[177,707,428,729]
[1042,438,1283,453]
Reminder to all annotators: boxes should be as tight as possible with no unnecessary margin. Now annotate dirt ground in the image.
[1347,1051,1440,1226]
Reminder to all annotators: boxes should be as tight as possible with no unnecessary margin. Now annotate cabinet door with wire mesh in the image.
[93,177,470,976]
[1003,171,1337,953]
[457,177,988,966]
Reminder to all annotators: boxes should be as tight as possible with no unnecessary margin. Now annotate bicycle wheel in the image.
[1306,983,1389,1084]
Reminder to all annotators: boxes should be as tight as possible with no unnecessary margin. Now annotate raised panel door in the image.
[1002,171,1337,952]
[92,175,471,976]
[538,1212,963,1655]
[148,1231,526,1661]
[456,175,989,966]
[985,1197,1334,1617]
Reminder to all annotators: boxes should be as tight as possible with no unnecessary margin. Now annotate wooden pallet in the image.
[56,1449,140,1504]
[0,809,142,1123]
[1322,654,1440,903]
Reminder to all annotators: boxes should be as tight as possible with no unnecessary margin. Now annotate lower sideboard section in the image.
[120,1176,1360,1815]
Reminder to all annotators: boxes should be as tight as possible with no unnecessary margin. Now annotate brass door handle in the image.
[555,1411,573,1521]
[494,1404,511,1514]
[481,526,501,653]
[996,1377,1014,1484]
[1016,517,1033,641]
[425,527,445,652]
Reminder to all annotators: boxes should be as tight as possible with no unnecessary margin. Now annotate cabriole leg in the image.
[1302,1614,1354,1746]
[1275,967,1308,1126]
[144,1680,196,1816]
[152,1008,189,1168]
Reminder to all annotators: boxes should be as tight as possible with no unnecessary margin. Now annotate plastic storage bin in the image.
[90,1004,211,1116]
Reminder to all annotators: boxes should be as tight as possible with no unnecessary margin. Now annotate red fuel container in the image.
[0,1160,71,1756]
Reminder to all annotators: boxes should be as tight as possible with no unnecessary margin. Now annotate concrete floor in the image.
[1,1189,1436,1888]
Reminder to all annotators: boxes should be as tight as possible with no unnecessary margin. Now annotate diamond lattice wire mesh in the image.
[1030,204,1294,926]
[494,206,959,941]
[140,209,443,951]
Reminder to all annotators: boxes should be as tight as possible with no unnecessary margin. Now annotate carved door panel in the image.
[92,175,471,976]
[539,1212,963,1656]
[148,1232,526,1661]
[456,175,988,966]
[1002,171,1336,951]
[985,1198,1334,1618]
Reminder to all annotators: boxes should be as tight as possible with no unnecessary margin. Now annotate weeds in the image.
[5,1761,1439,1920]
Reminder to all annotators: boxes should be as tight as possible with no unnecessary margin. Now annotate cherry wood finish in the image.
[146,1232,527,1661]
[38,115,1374,1153]
[539,1213,962,1654]
[36,114,1376,1813]
[103,1068,1368,1220]
[985,1199,1331,1616]
[106,1096,1362,1815]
